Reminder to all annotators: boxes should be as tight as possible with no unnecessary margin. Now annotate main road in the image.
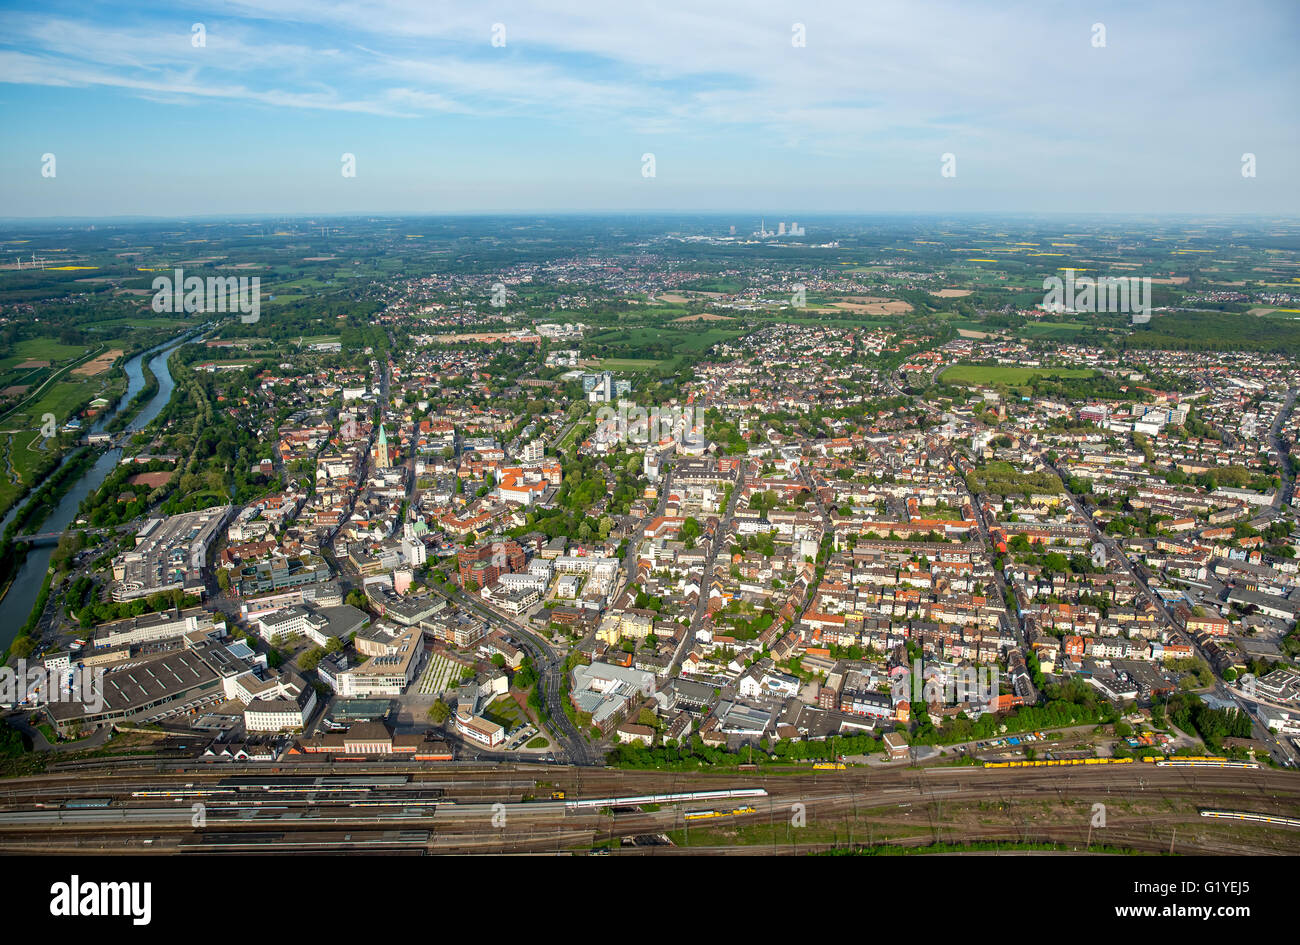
[670,462,743,677]
[439,583,597,765]
[1268,386,1298,511]
[1044,454,1297,768]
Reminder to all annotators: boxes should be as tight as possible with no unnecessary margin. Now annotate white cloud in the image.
[0,0,1295,212]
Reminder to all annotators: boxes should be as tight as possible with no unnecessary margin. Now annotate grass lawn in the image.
[599,358,667,371]
[416,652,464,695]
[483,694,527,731]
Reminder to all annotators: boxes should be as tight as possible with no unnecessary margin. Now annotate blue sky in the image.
[1,0,1297,217]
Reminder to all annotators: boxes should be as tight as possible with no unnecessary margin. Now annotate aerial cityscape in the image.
[0,0,1297,907]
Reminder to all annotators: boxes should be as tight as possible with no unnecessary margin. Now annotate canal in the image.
[0,333,193,651]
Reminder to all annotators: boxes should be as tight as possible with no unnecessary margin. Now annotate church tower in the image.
[376,423,390,468]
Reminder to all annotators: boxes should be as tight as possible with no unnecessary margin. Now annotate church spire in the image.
[376,423,390,468]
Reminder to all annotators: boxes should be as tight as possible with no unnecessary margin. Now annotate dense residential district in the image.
[2,217,1300,853]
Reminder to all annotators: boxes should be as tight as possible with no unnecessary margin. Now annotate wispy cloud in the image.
[0,0,1295,214]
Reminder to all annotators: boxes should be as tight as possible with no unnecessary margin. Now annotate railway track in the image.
[2,764,1296,855]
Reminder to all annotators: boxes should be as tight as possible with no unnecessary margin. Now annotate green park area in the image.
[0,340,130,518]
[484,695,527,732]
[598,358,666,372]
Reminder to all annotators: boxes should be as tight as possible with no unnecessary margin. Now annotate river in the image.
[0,334,192,651]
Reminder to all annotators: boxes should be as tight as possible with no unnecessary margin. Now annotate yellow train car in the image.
[685,805,757,821]
[1159,758,1257,769]
[984,756,1134,769]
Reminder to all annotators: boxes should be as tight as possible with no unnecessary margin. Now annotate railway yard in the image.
[1,759,1298,855]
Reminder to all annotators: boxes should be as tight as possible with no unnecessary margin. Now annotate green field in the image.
[940,364,1095,386]
[1018,321,1092,339]
[586,323,744,372]
[0,352,124,518]
[84,317,184,331]
[754,311,898,329]
[599,357,667,371]
[0,338,92,372]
